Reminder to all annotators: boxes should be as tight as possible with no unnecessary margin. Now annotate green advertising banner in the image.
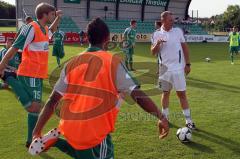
[64,0,81,4]
[92,0,169,6]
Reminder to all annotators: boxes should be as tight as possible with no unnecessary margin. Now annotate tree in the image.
[0,0,16,26]
[206,5,240,32]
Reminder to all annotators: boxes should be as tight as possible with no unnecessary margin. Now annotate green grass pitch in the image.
[0,43,240,159]
[0,27,16,32]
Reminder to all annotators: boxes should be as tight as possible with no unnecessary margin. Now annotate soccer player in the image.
[79,30,85,46]
[0,38,34,113]
[0,3,62,147]
[0,38,18,89]
[151,11,196,130]
[151,21,162,75]
[123,20,137,71]
[228,26,239,64]
[32,18,169,159]
[52,28,65,67]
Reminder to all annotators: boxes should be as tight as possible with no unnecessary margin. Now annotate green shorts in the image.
[125,47,134,55]
[125,47,134,63]
[17,76,43,104]
[53,45,65,59]
[229,46,239,54]
[54,135,114,159]
[5,76,32,108]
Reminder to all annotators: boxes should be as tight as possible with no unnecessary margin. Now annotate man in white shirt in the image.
[151,21,162,75]
[151,11,196,130]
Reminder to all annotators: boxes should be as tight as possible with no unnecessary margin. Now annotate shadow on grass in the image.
[183,141,215,153]
[194,129,240,155]
[169,123,214,154]
[133,43,229,63]
[187,77,240,93]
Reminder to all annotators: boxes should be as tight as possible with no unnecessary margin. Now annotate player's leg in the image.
[54,138,77,158]
[125,50,130,70]
[229,47,234,64]
[5,76,32,107]
[56,56,61,67]
[173,70,195,129]
[161,91,170,120]
[75,135,114,159]
[56,46,65,67]
[129,47,135,71]
[159,71,172,120]
[54,135,114,159]
[18,76,43,146]
[234,46,238,55]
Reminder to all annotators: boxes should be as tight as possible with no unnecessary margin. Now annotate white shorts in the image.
[158,69,186,91]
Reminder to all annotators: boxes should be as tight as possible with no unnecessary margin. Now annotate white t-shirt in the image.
[152,27,186,71]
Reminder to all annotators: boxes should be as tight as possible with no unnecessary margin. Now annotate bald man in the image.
[151,11,196,130]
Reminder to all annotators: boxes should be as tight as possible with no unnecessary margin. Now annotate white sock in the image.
[182,108,192,124]
[162,108,169,119]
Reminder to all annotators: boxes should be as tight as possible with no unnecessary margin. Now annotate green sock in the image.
[56,57,61,67]
[27,113,39,143]
[231,54,234,63]
[0,82,3,89]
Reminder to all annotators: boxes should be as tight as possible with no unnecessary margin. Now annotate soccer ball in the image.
[176,127,192,142]
[205,57,211,62]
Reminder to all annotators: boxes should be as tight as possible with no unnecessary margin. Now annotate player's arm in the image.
[130,88,169,138]
[151,40,162,56]
[116,62,169,138]
[181,43,190,64]
[0,47,18,76]
[123,29,128,40]
[0,25,34,76]
[32,91,62,138]
[179,28,191,75]
[33,66,67,138]
[181,42,191,75]
[49,10,63,33]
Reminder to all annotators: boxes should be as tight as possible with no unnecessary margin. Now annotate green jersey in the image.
[123,27,137,45]
[17,24,25,35]
[53,30,65,46]
[0,48,21,72]
[229,32,239,47]
[13,21,52,51]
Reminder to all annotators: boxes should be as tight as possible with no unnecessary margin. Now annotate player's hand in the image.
[158,117,169,139]
[157,39,163,45]
[32,131,41,141]
[185,65,191,75]
[56,10,63,17]
[156,39,166,46]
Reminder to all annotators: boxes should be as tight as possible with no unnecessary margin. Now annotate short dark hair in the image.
[35,3,55,19]
[161,11,173,21]
[87,17,110,45]
[25,16,33,22]
[130,20,137,25]
[155,21,162,27]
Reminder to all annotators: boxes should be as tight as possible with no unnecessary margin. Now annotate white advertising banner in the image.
[110,33,151,42]
[185,35,228,43]
[110,33,228,43]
